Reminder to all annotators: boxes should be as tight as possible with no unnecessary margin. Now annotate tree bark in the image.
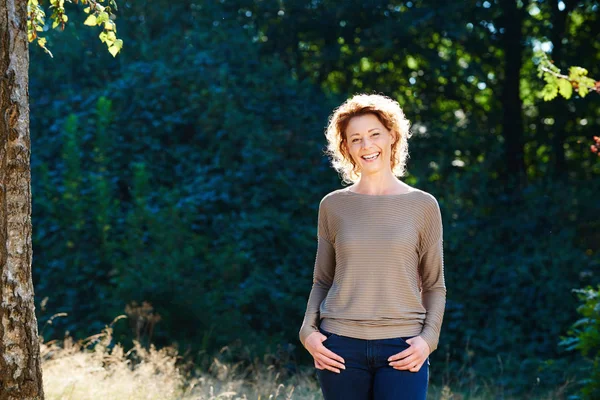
[0,0,45,398]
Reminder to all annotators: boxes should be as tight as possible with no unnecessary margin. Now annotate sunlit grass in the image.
[40,315,576,400]
[40,315,321,399]
[41,316,185,399]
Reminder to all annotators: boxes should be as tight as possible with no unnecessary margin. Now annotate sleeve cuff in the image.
[419,327,439,354]
[299,322,320,348]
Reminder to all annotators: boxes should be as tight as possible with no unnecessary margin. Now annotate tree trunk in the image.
[0,0,45,398]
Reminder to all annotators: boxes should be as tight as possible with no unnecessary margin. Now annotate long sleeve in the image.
[299,199,336,348]
[418,197,447,354]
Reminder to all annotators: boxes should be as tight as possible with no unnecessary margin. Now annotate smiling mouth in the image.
[361,152,380,161]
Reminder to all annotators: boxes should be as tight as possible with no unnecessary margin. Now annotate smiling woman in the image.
[346,114,394,171]
[324,93,413,185]
[299,93,446,400]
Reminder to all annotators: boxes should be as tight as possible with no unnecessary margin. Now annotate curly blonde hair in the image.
[324,93,413,184]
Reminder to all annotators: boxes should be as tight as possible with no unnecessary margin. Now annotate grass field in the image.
[40,320,574,400]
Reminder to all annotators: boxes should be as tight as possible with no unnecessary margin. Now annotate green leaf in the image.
[543,73,557,85]
[96,12,109,25]
[108,39,123,57]
[104,19,116,31]
[557,79,573,99]
[99,31,108,43]
[541,83,558,101]
[84,15,97,26]
[83,6,90,13]
[569,66,588,80]
[536,67,544,79]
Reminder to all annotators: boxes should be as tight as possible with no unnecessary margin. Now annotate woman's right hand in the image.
[304,331,346,373]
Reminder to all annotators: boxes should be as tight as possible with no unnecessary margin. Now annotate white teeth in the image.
[362,152,380,160]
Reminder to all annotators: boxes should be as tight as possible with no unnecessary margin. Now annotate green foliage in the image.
[27,0,600,397]
[436,176,598,395]
[536,51,599,100]
[31,7,339,356]
[559,285,600,399]
[533,45,600,399]
[27,0,123,57]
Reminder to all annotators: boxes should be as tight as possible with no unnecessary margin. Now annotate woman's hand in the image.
[304,331,346,373]
[387,335,430,372]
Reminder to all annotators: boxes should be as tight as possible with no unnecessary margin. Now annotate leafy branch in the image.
[536,51,600,101]
[27,0,123,58]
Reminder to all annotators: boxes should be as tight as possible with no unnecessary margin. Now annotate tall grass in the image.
[40,315,321,399]
[40,315,577,399]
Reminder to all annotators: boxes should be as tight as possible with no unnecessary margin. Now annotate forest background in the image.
[28,0,600,397]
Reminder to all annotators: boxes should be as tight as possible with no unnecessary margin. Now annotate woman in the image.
[299,93,446,400]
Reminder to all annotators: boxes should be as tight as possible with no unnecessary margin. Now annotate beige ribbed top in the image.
[299,187,446,354]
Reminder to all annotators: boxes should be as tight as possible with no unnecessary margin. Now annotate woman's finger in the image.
[320,346,345,364]
[323,363,341,373]
[314,358,324,370]
[315,355,341,373]
[408,360,425,372]
[388,347,413,362]
[390,354,420,369]
[316,353,346,371]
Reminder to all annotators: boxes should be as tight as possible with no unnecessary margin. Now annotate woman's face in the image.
[344,113,396,175]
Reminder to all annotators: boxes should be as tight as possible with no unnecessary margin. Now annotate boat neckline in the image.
[341,187,419,197]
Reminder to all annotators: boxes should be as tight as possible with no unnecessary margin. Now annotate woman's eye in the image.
[372,132,380,136]
[352,139,359,143]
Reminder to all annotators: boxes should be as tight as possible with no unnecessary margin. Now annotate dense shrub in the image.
[559,285,600,399]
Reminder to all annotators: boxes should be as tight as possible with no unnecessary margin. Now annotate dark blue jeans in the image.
[316,327,430,400]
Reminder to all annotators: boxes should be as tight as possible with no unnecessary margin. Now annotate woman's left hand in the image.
[387,335,430,372]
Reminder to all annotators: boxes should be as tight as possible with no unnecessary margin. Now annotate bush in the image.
[559,285,600,399]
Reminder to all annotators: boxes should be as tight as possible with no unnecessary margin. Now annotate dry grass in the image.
[40,315,320,400]
[40,315,575,400]
[41,316,186,399]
